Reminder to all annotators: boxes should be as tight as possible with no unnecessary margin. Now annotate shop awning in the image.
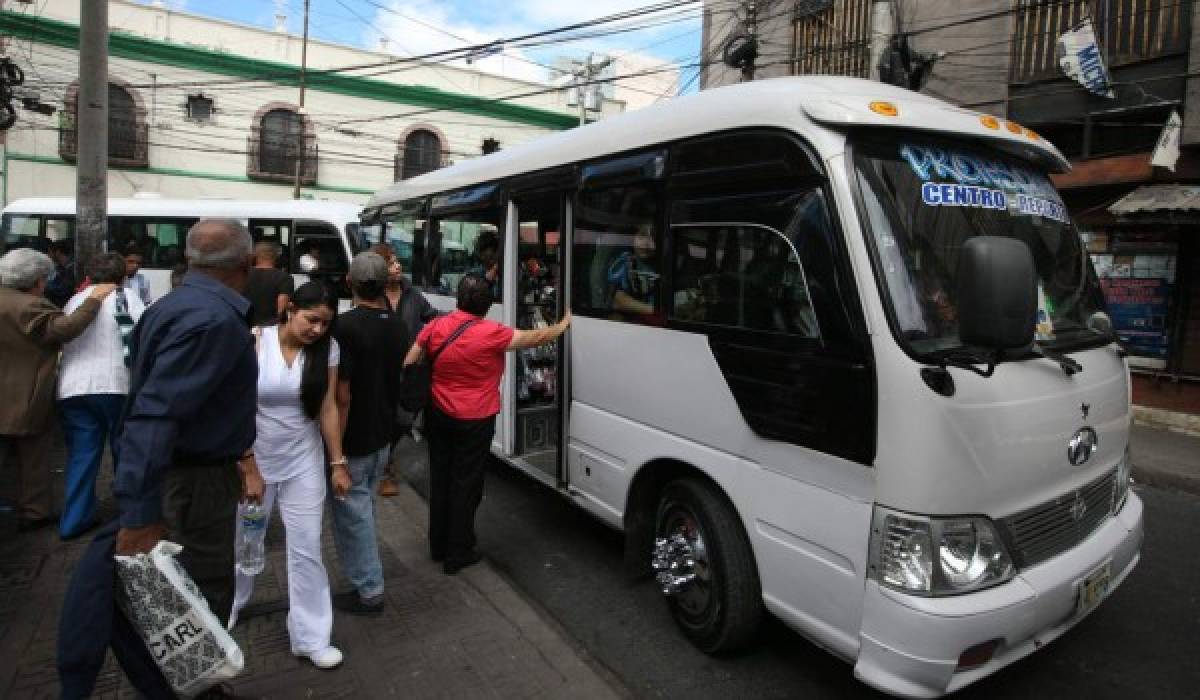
[1109,185,1200,215]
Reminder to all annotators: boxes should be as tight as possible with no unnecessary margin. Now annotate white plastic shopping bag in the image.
[115,541,245,698]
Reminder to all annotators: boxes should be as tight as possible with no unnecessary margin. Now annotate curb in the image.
[1131,463,1200,496]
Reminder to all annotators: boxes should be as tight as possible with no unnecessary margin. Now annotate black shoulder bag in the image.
[398,318,478,412]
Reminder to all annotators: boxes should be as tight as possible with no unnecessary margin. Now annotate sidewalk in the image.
[1130,422,1200,496]
[0,437,624,699]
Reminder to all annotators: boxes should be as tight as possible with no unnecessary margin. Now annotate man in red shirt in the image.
[406,274,569,574]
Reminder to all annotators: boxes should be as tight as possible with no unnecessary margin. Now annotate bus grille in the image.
[999,470,1116,570]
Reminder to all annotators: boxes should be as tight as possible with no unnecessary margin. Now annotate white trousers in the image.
[231,467,333,654]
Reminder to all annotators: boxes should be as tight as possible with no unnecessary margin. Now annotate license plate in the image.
[1076,561,1112,616]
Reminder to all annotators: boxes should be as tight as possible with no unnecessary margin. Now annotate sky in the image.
[156,0,707,94]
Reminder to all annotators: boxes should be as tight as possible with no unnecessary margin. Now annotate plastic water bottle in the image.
[236,502,267,576]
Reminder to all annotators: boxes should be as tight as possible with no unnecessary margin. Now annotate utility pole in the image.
[292,0,310,199]
[572,53,612,127]
[721,0,759,83]
[76,0,108,276]
[869,0,896,82]
[741,1,758,81]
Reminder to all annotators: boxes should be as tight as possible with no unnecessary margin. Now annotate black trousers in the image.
[426,406,495,563]
[161,462,241,625]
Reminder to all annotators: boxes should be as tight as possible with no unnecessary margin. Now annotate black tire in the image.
[654,478,761,653]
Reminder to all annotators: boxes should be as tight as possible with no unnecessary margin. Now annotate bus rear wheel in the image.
[652,478,761,653]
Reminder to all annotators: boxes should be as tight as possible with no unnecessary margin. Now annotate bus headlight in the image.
[1113,446,1132,513]
[871,508,1014,596]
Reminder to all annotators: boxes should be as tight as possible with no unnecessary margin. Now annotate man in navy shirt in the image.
[113,219,257,626]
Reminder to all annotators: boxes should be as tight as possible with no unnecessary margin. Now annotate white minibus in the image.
[361,76,1143,698]
[0,197,364,302]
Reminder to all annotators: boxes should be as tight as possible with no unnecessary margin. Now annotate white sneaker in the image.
[297,646,344,669]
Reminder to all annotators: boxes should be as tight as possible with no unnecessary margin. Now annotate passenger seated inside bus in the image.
[606,223,659,316]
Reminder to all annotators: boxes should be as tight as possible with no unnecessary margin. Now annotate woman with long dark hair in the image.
[230,281,351,669]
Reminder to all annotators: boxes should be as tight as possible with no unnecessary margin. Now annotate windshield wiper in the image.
[917,348,1001,397]
[1032,344,1083,376]
[927,348,1002,378]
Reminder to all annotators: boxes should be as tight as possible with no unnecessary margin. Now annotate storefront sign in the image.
[1101,277,1171,358]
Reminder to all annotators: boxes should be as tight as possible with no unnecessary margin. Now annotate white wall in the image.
[1,0,625,204]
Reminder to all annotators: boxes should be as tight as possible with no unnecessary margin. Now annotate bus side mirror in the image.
[956,237,1037,350]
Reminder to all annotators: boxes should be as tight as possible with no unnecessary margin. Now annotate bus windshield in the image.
[853,135,1109,356]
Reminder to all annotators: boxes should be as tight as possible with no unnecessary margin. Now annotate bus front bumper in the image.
[853,491,1144,699]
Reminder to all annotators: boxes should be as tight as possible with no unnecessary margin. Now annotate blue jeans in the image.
[330,445,388,600]
[58,394,125,538]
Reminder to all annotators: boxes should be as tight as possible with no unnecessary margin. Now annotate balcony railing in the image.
[790,0,873,78]
[1011,0,1191,84]
[247,131,317,185]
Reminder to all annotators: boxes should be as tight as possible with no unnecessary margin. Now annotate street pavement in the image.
[1,421,1195,699]
[0,434,624,699]
[1131,422,1200,495]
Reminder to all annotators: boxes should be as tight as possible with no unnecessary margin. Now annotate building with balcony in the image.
[701,0,1200,427]
[0,0,625,205]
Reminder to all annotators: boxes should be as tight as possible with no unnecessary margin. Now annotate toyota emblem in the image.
[1067,427,1099,466]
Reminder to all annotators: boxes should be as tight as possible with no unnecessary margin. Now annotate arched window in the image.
[248,104,316,184]
[59,79,148,168]
[400,129,442,180]
[109,84,139,161]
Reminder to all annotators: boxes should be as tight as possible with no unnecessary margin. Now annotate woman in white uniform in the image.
[232,281,352,669]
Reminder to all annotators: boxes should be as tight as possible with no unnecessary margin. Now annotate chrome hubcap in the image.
[652,533,697,595]
[652,509,711,616]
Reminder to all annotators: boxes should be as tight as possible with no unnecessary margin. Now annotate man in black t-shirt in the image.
[242,241,293,325]
[330,252,410,614]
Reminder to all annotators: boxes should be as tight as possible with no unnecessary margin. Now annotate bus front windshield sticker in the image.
[901,143,1070,224]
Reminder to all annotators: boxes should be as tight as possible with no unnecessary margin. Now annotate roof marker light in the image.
[869,101,899,117]
[980,115,1000,130]
[1005,121,1024,134]
[1024,127,1041,140]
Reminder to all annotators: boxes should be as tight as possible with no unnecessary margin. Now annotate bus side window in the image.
[572,185,662,322]
[669,190,831,340]
[249,219,292,270]
[109,217,196,269]
[669,222,820,339]
[45,217,74,245]
[1,214,43,250]
[294,222,350,298]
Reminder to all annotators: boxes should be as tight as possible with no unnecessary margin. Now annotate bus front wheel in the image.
[652,478,761,653]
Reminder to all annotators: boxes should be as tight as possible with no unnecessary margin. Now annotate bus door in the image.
[508,182,572,486]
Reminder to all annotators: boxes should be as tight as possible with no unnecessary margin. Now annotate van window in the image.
[429,208,503,297]
[110,217,196,269]
[293,222,349,297]
[2,214,43,250]
[381,200,425,282]
[573,184,662,322]
[670,221,819,339]
[249,219,291,269]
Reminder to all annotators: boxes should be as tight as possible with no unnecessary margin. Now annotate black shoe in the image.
[16,516,54,533]
[443,551,482,575]
[333,591,384,615]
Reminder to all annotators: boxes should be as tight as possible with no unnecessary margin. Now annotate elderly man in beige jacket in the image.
[0,247,114,531]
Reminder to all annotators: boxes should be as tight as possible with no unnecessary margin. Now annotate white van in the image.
[361,76,1142,697]
[1,197,363,301]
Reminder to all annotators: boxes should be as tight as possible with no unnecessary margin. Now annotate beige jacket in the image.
[0,286,101,434]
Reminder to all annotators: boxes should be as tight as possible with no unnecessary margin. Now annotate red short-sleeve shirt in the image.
[417,309,515,420]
